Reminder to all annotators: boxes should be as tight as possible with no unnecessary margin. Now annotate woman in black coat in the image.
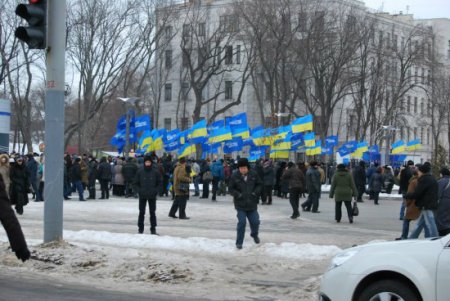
[0,173,30,262]
[369,167,384,205]
[9,157,30,215]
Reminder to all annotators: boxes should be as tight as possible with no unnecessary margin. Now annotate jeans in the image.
[194,176,200,195]
[289,187,301,216]
[138,197,156,232]
[409,210,438,238]
[399,201,406,219]
[74,180,85,200]
[302,191,320,212]
[236,209,260,246]
[401,219,411,239]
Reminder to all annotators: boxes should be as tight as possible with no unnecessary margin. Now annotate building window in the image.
[427,70,431,85]
[298,12,307,32]
[401,37,405,50]
[393,34,398,51]
[182,50,190,67]
[220,15,239,33]
[225,46,233,65]
[407,96,411,113]
[198,22,206,36]
[407,128,410,141]
[182,24,191,38]
[414,127,417,138]
[198,47,207,66]
[427,128,431,145]
[414,97,418,113]
[236,45,241,64]
[421,68,425,84]
[407,69,412,84]
[420,100,424,114]
[400,126,404,140]
[165,84,172,102]
[414,68,418,84]
[420,127,424,143]
[164,118,171,131]
[165,50,172,69]
[214,46,221,66]
[225,81,233,100]
[181,82,190,101]
[165,25,172,40]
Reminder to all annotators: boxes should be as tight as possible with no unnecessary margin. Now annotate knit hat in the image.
[237,158,250,168]
[418,162,431,173]
[144,156,152,163]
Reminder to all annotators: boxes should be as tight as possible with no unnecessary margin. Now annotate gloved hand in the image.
[15,248,31,262]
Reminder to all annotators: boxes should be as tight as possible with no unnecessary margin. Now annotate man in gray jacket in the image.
[301,161,322,213]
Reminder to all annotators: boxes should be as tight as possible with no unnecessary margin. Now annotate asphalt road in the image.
[0,270,209,301]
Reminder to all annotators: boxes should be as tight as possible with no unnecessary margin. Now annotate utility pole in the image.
[43,0,66,242]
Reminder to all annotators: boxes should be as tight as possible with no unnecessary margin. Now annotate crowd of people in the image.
[1,150,450,250]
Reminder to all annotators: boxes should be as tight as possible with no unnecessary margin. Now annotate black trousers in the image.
[289,187,302,216]
[356,186,365,202]
[202,182,209,198]
[335,201,353,222]
[211,178,219,200]
[100,179,109,199]
[261,185,273,204]
[138,197,157,232]
[169,195,188,218]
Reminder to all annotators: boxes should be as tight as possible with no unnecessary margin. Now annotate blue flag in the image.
[223,137,243,153]
[325,135,339,147]
[134,115,151,133]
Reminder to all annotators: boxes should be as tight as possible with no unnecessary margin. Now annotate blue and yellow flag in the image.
[306,141,321,156]
[291,114,313,133]
[269,150,290,159]
[138,130,153,150]
[178,143,196,158]
[406,139,421,151]
[209,126,232,143]
[391,140,406,154]
[303,132,315,147]
[189,119,208,143]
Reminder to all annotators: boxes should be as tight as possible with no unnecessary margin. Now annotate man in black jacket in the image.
[281,162,305,219]
[228,158,263,249]
[133,156,162,235]
[122,158,138,198]
[97,157,112,199]
[398,160,414,219]
[352,161,366,203]
[405,162,439,238]
[0,174,30,262]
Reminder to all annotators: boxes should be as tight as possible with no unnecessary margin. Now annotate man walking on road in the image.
[302,161,322,213]
[281,162,305,219]
[228,158,263,249]
[133,156,162,235]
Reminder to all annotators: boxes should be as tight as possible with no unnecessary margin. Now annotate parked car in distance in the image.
[319,234,450,301]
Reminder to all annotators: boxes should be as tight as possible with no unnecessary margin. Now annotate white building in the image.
[155,0,449,163]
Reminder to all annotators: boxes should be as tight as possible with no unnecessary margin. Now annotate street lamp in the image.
[118,97,138,159]
[381,125,398,166]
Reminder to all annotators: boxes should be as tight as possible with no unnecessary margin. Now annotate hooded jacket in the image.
[329,168,357,201]
[0,154,10,195]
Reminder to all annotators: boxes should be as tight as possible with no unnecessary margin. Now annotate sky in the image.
[362,0,450,19]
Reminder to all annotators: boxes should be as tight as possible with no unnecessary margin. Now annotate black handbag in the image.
[352,201,359,216]
[178,182,190,193]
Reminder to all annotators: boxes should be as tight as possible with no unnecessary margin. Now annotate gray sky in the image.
[362,0,450,19]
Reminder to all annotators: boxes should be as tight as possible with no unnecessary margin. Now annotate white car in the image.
[319,234,450,301]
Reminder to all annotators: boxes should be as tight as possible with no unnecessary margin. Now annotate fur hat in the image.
[237,158,250,168]
[418,162,431,174]
[143,155,152,163]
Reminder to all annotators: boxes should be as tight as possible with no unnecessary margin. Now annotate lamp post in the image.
[118,97,138,159]
[381,125,398,166]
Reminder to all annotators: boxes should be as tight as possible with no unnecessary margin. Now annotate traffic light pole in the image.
[43,0,66,243]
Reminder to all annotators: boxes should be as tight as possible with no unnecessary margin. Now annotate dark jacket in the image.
[26,156,38,183]
[405,173,438,210]
[330,169,357,201]
[281,166,305,190]
[71,162,82,182]
[399,166,413,194]
[133,165,162,199]
[228,169,263,211]
[436,176,450,231]
[122,161,138,182]
[369,171,383,193]
[9,162,29,206]
[97,159,112,181]
[88,159,98,184]
[352,166,366,189]
[263,164,275,186]
[306,167,321,193]
[0,174,29,255]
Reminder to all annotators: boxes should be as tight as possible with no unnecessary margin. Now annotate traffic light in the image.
[15,0,47,49]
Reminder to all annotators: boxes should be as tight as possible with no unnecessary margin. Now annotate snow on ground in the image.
[0,191,401,300]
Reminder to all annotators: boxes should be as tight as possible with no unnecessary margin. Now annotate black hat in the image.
[440,167,450,176]
[359,160,365,167]
[237,158,250,168]
[310,161,318,167]
[407,160,414,166]
[418,162,431,173]
[337,163,346,170]
[287,162,295,168]
[144,156,152,163]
